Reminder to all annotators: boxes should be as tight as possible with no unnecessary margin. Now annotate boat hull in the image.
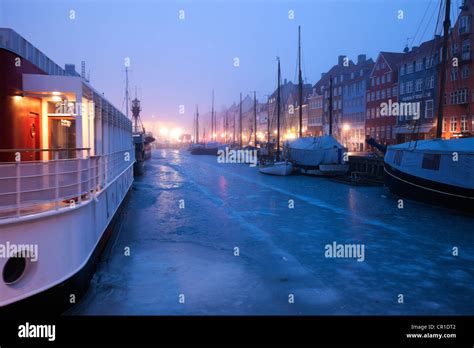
[384,162,474,213]
[300,164,349,177]
[259,161,293,176]
[0,165,134,314]
[191,148,218,156]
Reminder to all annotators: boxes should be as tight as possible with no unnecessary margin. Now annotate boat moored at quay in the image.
[0,28,135,313]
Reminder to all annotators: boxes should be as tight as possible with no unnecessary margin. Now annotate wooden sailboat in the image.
[384,0,474,212]
[285,26,349,177]
[259,57,294,176]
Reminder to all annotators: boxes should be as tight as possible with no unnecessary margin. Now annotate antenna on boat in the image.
[298,25,303,138]
[436,0,451,138]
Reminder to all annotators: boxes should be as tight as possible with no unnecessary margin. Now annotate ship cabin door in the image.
[49,117,77,159]
[23,112,40,161]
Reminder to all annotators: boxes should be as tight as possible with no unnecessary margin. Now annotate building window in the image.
[400,65,405,75]
[387,88,391,98]
[462,39,471,61]
[381,89,386,99]
[406,81,413,93]
[462,65,470,79]
[460,116,468,132]
[400,82,405,94]
[426,75,435,89]
[425,99,434,118]
[376,76,380,85]
[387,73,392,82]
[442,118,447,132]
[406,63,414,74]
[392,86,398,96]
[376,90,380,100]
[416,59,423,71]
[416,78,423,92]
[450,116,458,132]
[371,78,375,87]
[422,154,440,171]
[451,68,458,81]
[381,75,386,84]
[459,15,471,34]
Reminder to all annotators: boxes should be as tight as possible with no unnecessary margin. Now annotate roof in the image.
[398,38,441,64]
[389,137,474,154]
[379,51,404,70]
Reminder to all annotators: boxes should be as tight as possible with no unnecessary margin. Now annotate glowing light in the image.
[221,133,225,138]
[170,127,183,140]
[52,96,62,102]
[160,127,169,136]
[284,132,296,140]
[13,95,23,102]
[52,91,61,96]
[273,130,277,134]
[343,124,350,132]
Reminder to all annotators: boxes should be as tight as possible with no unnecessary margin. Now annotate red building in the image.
[365,52,404,146]
[442,0,473,138]
[0,29,56,161]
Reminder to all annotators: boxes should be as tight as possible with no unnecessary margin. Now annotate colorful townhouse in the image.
[365,51,404,146]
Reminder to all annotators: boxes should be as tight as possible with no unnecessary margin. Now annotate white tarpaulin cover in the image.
[284,136,346,167]
[385,138,474,189]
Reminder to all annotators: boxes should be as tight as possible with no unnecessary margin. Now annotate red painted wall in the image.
[0,49,46,161]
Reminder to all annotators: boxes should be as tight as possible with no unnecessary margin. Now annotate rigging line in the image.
[410,0,435,48]
[419,0,443,45]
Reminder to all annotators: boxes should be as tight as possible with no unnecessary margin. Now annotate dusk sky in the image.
[0,0,454,135]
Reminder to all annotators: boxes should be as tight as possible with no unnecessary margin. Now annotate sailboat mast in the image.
[211,89,215,141]
[298,25,303,138]
[254,91,257,146]
[436,0,451,138]
[239,93,243,148]
[196,105,199,143]
[267,98,270,144]
[125,67,129,118]
[328,75,333,136]
[277,58,281,160]
[225,111,228,144]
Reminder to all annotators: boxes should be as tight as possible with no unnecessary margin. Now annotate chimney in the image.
[403,46,409,53]
[357,54,366,64]
[338,55,345,66]
[321,72,326,78]
[64,64,79,76]
[284,78,288,84]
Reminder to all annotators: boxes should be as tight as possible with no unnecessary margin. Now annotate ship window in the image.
[422,153,441,171]
[394,151,403,166]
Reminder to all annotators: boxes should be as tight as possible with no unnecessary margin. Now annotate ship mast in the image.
[239,93,243,148]
[195,105,199,143]
[298,25,303,138]
[436,0,451,138]
[211,89,215,141]
[328,75,333,136]
[254,91,257,146]
[277,57,281,160]
[125,67,130,118]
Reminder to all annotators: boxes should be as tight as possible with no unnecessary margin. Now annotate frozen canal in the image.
[69,149,474,315]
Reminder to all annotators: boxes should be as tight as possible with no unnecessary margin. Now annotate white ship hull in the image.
[0,160,134,312]
[259,161,293,176]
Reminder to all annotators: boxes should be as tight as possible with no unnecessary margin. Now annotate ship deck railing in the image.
[0,148,134,221]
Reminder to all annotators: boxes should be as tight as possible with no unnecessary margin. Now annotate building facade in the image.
[396,39,441,143]
[365,51,404,146]
[442,0,473,138]
[342,54,374,151]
